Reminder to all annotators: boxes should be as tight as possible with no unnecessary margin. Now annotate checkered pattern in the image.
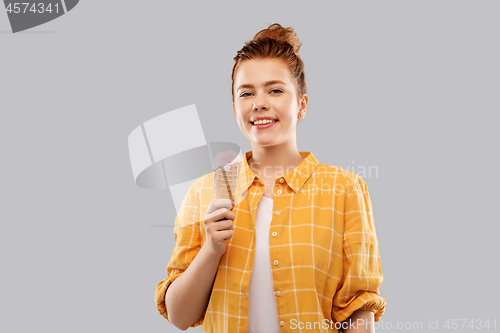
[155,151,385,332]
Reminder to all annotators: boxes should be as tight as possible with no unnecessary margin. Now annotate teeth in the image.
[253,119,277,125]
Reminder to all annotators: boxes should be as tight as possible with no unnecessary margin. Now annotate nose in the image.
[252,93,269,111]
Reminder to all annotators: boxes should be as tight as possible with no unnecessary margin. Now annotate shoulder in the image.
[184,171,213,200]
[311,162,370,198]
[313,163,362,185]
[190,171,212,193]
[175,172,214,227]
[182,172,215,210]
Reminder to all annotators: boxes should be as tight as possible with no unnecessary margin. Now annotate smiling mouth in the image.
[250,119,278,125]
[251,120,279,129]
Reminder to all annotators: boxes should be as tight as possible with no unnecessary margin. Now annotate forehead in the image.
[234,58,293,86]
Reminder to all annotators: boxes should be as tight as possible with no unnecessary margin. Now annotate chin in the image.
[254,140,278,147]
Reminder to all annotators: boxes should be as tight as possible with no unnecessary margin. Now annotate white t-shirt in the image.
[248,195,281,333]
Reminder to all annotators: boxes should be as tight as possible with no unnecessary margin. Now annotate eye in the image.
[240,92,252,98]
[270,89,283,94]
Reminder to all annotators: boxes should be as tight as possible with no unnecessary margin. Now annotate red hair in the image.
[231,23,307,101]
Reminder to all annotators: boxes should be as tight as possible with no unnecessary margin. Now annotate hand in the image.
[203,199,236,258]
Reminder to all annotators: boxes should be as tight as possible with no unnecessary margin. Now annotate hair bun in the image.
[252,23,302,54]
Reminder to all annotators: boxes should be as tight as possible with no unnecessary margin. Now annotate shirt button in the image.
[277,190,282,195]
[279,178,284,183]
[280,320,285,327]
[275,211,280,216]
[272,231,277,237]
[273,260,279,266]
[275,291,281,296]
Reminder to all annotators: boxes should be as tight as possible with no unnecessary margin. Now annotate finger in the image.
[218,229,234,241]
[206,199,233,215]
[209,219,234,232]
[212,208,236,221]
[207,208,229,222]
[208,208,235,222]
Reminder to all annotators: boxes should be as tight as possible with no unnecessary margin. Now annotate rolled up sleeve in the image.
[332,176,386,323]
[154,180,204,327]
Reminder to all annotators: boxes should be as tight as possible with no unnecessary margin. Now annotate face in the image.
[232,58,308,148]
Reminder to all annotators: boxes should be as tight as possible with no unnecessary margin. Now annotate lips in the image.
[251,120,278,129]
[250,116,278,124]
[250,120,278,125]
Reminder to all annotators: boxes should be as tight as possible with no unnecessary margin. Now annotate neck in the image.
[248,141,305,180]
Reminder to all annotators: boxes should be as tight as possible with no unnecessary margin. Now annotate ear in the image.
[298,94,309,119]
[232,102,236,116]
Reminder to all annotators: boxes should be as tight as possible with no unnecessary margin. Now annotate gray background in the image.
[1,1,498,332]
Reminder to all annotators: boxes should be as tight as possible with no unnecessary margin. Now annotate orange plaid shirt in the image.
[155,151,385,332]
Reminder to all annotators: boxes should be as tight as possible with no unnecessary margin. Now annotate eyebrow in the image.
[236,80,286,91]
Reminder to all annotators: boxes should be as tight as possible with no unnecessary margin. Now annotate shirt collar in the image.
[238,150,319,194]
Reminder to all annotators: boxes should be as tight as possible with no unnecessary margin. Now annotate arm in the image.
[331,176,386,324]
[341,310,375,333]
[165,198,235,330]
[165,244,222,330]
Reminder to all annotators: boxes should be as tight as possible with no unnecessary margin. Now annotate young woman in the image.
[155,23,385,333]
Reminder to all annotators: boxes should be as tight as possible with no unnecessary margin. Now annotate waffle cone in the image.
[211,162,241,202]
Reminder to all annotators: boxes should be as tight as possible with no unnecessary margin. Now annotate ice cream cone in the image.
[212,161,241,204]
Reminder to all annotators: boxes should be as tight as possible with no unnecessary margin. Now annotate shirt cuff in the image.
[155,272,182,323]
[332,291,386,323]
[154,272,205,328]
